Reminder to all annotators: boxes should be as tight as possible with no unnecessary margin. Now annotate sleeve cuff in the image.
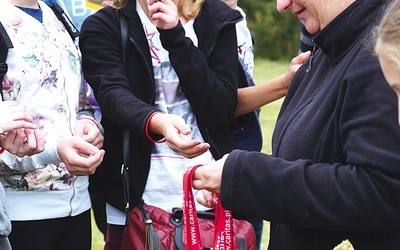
[145,112,167,143]
[31,135,61,165]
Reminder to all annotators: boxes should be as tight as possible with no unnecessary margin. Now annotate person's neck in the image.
[138,0,151,19]
[8,0,39,9]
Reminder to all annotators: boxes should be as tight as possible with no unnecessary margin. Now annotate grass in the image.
[91,212,105,249]
[90,57,291,249]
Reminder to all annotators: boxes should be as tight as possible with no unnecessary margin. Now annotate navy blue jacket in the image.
[221,0,400,249]
[80,0,242,211]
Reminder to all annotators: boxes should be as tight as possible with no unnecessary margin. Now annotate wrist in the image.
[145,112,167,143]
[78,115,105,136]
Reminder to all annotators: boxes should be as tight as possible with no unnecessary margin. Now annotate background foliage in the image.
[240,0,301,60]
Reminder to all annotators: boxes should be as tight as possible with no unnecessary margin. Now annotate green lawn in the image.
[90,57,291,249]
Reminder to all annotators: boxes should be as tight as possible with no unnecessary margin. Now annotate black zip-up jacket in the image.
[220,0,400,249]
[79,0,242,212]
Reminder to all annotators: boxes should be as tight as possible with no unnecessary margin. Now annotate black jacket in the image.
[221,0,400,249]
[80,0,242,211]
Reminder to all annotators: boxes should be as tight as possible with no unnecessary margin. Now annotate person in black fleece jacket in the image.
[192,0,400,249]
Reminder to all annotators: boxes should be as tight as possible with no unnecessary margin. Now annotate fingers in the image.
[162,114,211,157]
[58,137,105,176]
[147,0,178,29]
[284,51,312,84]
[149,113,211,158]
[2,101,34,123]
[72,137,102,157]
[0,129,22,154]
[81,133,104,149]
[10,120,37,131]
[65,150,105,176]
[168,141,210,158]
[166,129,210,158]
[23,129,46,156]
[0,129,45,157]
[173,119,192,136]
[192,155,227,192]
[196,190,216,208]
[74,119,104,149]
[0,102,36,133]
[292,51,311,65]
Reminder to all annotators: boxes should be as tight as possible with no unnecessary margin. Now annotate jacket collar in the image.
[313,0,386,65]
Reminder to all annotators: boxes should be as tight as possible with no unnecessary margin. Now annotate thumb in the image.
[294,51,312,64]
[73,138,100,156]
[172,118,192,136]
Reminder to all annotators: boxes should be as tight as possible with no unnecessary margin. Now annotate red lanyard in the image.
[183,164,234,250]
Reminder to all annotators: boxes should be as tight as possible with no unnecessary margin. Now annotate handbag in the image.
[121,202,257,249]
[121,165,257,249]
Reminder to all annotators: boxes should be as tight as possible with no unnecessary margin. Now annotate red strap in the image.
[183,164,233,250]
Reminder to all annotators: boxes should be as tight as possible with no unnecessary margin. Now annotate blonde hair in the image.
[375,0,400,71]
[112,0,204,20]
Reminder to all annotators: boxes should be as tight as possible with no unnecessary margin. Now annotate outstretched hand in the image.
[149,112,210,158]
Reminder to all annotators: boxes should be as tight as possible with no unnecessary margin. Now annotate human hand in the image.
[74,118,104,149]
[0,101,46,156]
[193,155,228,207]
[0,101,37,134]
[196,189,217,208]
[57,136,105,176]
[0,129,46,157]
[282,51,312,87]
[192,154,228,192]
[149,113,210,158]
[147,0,179,29]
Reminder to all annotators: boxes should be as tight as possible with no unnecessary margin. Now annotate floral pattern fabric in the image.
[0,0,90,192]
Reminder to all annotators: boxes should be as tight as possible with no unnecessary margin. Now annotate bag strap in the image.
[182,165,234,250]
[0,22,13,101]
[116,9,132,226]
[118,15,164,250]
[121,128,130,225]
[47,2,81,40]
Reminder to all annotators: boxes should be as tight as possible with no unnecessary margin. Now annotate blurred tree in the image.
[240,0,300,60]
